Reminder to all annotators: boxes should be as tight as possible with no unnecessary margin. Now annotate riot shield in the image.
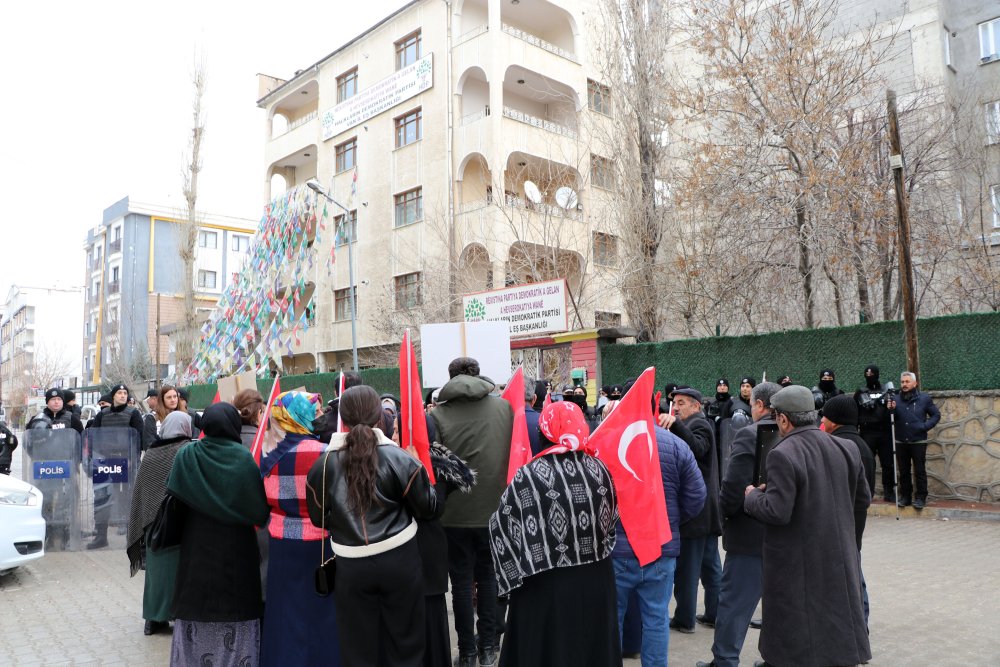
[83,427,141,550]
[20,428,84,551]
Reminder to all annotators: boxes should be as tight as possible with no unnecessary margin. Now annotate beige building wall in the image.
[258,0,625,369]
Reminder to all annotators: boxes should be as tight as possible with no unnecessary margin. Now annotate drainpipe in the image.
[444,0,458,320]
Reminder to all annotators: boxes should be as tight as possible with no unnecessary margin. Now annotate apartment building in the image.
[1,284,83,422]
[82,196,256,384]
[256,0,624,371]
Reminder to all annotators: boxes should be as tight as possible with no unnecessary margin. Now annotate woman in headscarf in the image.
[126,411,193,636]
[167,403,269,667]
[306,385,437,667]
[489,400,621,667]
[258,391,341,667]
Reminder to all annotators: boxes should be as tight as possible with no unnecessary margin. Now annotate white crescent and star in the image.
[618,420,654,482]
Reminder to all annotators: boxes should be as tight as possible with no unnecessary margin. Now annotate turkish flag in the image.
[399,330,435,484]
[591,367,671,566]
[251,375,281,467]
[501,366,531,483]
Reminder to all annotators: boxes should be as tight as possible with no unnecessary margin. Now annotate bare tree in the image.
[176,58,207,375]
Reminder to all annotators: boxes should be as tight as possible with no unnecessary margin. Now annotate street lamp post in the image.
[306,179,359,372]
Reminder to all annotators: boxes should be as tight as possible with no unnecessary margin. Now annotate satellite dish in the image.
[524,180,542,204]
[555,187,578,210]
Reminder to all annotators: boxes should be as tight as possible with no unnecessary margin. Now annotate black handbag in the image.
[148,494,185,551]
[314,451,337,596]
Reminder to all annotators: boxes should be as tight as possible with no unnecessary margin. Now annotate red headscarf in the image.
[533,401,595,459]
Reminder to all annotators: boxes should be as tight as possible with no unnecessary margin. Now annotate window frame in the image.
[334,286,358,321]
[394,107,422,148]
[394,187,424,228]
[231,234,250,253]
[336,137,358,173]
[336,67,358,103]
[986,100,1000,145]
[394,272,422,310]
[593,232,619,267]
[198,229,218,249]
[991,184,1000,229]
[980,17,1000,60]
[587,79,611,115]
[395,30,422,70]
[197,269,218,289]
[335,210,358,247]
[590,154,614,190]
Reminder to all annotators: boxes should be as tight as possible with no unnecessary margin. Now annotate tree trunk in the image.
[796,202,815,328]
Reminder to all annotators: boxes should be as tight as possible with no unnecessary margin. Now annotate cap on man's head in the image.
[669,385,703,403]
[63,389,76,402]
[717,378,730,388]
[778,375,793,386]
[822,394,858,426]
[770,385,815,413]
[740,377,756,387]
[146,388,159,398]
[177,388,190,401]
[99,392,113,404]
[820,369,835,380]
[111,383,129,394]
[609,384,623,398]
[45,388,64,402]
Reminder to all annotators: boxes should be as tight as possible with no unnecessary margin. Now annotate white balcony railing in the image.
[504,193,583,221]
[456,23,488,46]
[461,107,490,126]
[501,23,579,63]
[502,106,578,139]
[274,109,318,138]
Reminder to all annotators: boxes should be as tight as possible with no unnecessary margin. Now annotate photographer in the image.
[854,365,895,502]
[887,372,940,510]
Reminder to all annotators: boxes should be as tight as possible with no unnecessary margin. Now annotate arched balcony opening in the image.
[268,80,319,138]
[502,65,579,137]
[506,241,583,293]
[457,153,494,210]
[503,151,583,219]
[500,0,578,61]
[460,243,493,293]
[458,67,490,126]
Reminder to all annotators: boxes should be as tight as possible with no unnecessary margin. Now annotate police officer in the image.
[86,383,143,549]
[0,419,18,475]
[854,364,895,502]
[141,388,159,452]
[26,388,85,432]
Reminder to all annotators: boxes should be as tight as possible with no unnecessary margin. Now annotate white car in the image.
[0,474,46,575]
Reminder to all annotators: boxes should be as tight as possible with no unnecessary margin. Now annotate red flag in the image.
[654,391,662,417]
[251,375,281,466]
[501,366,531,483]
[398,330,435,484]
[590,367,671,566]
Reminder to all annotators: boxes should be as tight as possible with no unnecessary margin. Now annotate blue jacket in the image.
[524,406,542,455]
[614,425,706,560]
[892,390,940,443]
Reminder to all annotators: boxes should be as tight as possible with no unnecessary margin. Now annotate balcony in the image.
[502,107,577,139]
[109,238,122,254]
[501,23,577,63]
[108,281,120,295]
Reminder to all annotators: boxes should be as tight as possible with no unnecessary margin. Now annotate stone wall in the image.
[925,391,1000,503]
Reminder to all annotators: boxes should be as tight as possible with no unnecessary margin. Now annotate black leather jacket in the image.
[306,435,436,554]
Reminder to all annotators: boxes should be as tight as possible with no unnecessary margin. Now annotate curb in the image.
[868,500,1000,522]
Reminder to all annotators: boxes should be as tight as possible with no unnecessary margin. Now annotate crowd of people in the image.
[11,359,944,666]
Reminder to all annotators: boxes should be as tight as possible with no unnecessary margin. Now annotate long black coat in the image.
[744,425,871,667]
[670,413,721,538]
[831,425,875,550]
[719,418,776,556]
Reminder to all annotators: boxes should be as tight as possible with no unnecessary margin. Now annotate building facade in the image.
[1,284,84,423]
[256,0,624,371]
[82,196,256,384]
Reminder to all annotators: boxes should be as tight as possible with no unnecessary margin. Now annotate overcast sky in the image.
[0,0,406,299]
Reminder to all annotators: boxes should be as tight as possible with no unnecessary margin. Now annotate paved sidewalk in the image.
[2,515,999,665]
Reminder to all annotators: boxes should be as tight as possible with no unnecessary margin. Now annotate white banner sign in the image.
[321,53,433,141]
[462,279,569,336]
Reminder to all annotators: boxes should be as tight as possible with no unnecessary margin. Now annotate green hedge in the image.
[601,311,1000,394]
[186,367,407,409]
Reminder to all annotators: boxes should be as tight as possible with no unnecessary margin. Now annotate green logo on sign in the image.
[465,298,486,321]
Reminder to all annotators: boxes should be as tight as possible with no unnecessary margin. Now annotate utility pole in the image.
[887,90,920,378]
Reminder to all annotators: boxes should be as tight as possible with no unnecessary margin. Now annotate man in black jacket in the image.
[658,386,721,634]
[141,388,159,451]
[697,381,781,667]
[0,420,18,475]
[887,372,941,510]
[854,364,895,501]
[26,389,85,433]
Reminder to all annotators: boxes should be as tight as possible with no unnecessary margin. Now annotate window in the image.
[198,230,218,249]
[588,79,611,115]
[591,154,614,189]
[231,234,250,253]
[595,311,621,328]
[981,17,1000,61]
[593,232,619,266]
[334,287,358,321]
[111,266,120,283]
[991,185,1000,228]
[107,305,119,324]
[112,225,122,241]
[336,137,357,173]
[335,210,357,246]
[337,68,358,103]
[198,269,218,289]
[394,188,423,227]
[394,272,422,309]
[395,30,422,70]
[91,278,99,299]
[987,100,1000,144]
[395,108,422,147]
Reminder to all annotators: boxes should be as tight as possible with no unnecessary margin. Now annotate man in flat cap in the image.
[743,385,871,667]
